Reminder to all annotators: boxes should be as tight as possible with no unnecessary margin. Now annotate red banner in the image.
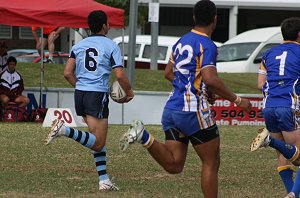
[210,97,265,126]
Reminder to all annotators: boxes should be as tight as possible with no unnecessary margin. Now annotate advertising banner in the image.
[211,97,265,126]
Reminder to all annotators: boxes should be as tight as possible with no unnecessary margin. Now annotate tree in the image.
[96,0,148,27]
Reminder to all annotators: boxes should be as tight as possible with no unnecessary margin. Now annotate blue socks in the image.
[64,126,109,182]
[93,147,109,182]
[269,136,299,161]
[291,167,300,198]
[64,127,96,149]
[278,166,295,193]
[139,129,154,148]
[270,136,300,196]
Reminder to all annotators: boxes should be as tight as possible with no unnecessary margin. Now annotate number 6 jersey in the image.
[259,41,300,109]
[165,29,218,112]
[69,34,123,92]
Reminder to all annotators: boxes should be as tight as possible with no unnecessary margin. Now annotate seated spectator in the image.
[0,41,8,73]
[0,56,30,108]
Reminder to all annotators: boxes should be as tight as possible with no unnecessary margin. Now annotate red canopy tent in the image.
[0,0,124,28]
[0,0,124,108]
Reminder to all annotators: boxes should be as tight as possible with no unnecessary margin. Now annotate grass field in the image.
[4,63,272,197]
[17,63,260,94]
[0,123,288,198]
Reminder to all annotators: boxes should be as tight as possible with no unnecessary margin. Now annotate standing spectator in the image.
[0,56,30,107]
[45,10,134,191]
[0,41,8,73]
[250,17,300,198]
[119,0,251,197]
[32,26,65,63]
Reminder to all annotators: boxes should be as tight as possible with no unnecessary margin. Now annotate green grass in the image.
[0,123,287,197]
[17,63,260,94]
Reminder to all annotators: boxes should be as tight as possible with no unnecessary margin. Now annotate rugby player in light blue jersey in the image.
[45,10,134,191]
[251,17,300,198]
[120,0,251,197]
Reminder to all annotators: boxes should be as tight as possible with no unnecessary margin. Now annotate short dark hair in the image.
[7,56,17,64]
[88,10,108,34]
[281,17,300,41]
[193,0,217,27]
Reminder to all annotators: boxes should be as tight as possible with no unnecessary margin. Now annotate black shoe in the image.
[45,59,53,64]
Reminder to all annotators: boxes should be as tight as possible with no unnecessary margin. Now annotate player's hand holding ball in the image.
[125,89,134,103]
[110,81,134,103]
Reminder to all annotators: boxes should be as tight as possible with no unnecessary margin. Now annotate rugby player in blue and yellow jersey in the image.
[120,0,252,197]
[251,17,300,198]
[45,10,134,191]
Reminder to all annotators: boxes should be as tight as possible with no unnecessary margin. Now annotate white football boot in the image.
[99,179,119,191]
[250,128,270,151]
[119,120,144,151]
[45,119,65,145]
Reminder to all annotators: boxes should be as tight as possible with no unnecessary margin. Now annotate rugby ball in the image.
[110,81,127,103]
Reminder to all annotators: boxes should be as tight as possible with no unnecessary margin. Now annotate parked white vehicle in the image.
[217,27,282,73]
[113,35,222,70]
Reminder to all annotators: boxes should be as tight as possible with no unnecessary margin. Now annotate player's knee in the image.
[164,163,184,174]
[92,142,105,152]
[0,96,9,106]
[203,161,220,174]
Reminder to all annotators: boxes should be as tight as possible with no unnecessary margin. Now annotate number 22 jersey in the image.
[165,29,218,113]
[259,41,300,109]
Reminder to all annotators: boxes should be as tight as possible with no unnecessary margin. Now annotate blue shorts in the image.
[262,107,298,133]
[161,108,209,136]
[74,90,109,119]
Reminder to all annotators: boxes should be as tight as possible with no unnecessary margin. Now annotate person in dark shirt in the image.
[0,56,30,107]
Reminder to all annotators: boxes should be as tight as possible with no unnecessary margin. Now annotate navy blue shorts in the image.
[74,90,109,119]
[263,107,298,132]
[161,108,219,145]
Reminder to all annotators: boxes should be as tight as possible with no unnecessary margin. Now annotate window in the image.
[217,43,260,62]
[19,26,37,39]
[118,43,141,58]
[253,43,280,63]
[0,25,12,39]
[142,45,168,61]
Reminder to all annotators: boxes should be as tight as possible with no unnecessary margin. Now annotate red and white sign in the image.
[211,97,265,126]
[43,108,87,127]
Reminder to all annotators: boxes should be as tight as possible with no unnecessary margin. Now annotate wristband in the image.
[234,96,242,105]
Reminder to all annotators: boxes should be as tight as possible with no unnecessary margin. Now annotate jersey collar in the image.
[191,29,208,37]
[283,40,300,45]
[90,34,106,37]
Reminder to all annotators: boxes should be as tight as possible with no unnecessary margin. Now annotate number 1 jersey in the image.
[69,34,123,92]
[259,41,300,109]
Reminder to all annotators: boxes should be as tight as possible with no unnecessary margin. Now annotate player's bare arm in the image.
[257,73,266,90]
[201,66,252,112]
[164,60,174,82]
[113,67,134,102]
[64,58,77,87]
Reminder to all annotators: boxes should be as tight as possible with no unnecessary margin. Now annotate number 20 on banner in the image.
[53,109,74,124]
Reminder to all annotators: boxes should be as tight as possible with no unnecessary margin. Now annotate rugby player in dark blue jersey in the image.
[45,10,134,191]
[120,1,251,197]
[251,17,300,198]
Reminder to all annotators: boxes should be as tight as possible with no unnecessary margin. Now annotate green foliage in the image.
[96,0,148,27]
